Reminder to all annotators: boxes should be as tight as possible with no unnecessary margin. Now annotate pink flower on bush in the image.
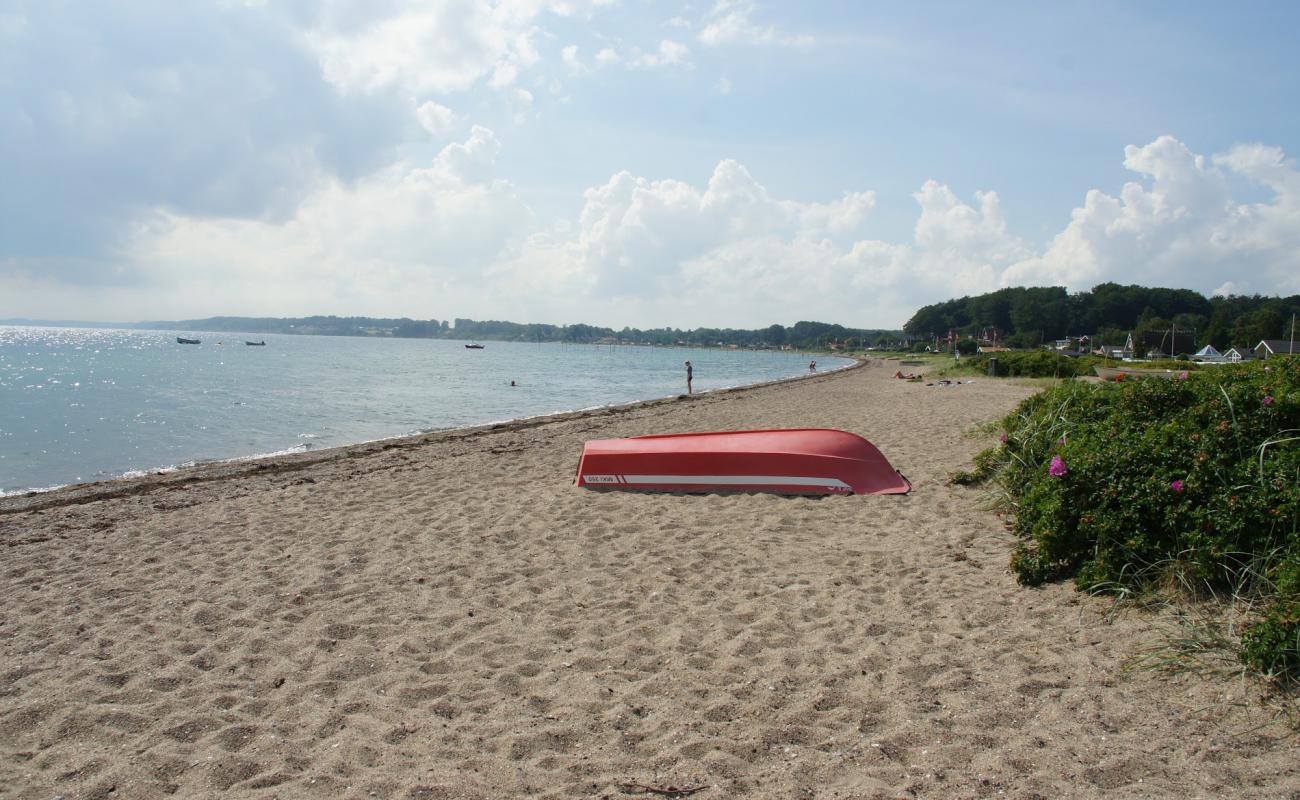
[1178,371,1189,381]
[999,432,1008,444]
[1263,395,1274,406]
[1049,455,1069,477]
[1171,480,1184,492]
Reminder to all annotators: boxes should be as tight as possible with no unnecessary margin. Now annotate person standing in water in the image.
[685,361,693,394]
[809,360,817,372]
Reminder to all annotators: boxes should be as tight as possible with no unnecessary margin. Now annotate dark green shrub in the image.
[964,351,1094,378]
[967,359,1300,680]
[1241,599,1300,682]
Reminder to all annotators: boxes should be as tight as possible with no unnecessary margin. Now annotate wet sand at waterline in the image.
[2,362,1297,799]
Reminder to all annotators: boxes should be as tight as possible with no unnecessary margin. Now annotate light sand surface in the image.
[2,362,1297,799]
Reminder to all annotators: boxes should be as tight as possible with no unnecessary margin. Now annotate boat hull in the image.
[576,429,910,495]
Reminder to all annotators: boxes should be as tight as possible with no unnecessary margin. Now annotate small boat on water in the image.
[465,343,485,349]
[575,429,911,495]
[176,337,200,345]
[1094,366,1183,381]
[245,340,266,346]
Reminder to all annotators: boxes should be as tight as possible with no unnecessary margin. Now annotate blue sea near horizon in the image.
[0,326,851,495]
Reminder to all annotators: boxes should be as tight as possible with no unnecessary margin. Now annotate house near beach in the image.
[1124,329,1196,359]
[1192,345,1225,363]
[1224,347,1256,363]
[1255,339,1299,359]
[1051,335,1090,353]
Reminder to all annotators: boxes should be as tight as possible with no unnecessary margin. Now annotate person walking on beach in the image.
[685,361,693,394]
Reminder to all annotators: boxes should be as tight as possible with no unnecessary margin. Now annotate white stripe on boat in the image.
[584,474,851,489]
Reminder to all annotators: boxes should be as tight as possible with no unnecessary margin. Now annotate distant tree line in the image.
[903,283,1300,352]
[148,315,904,351]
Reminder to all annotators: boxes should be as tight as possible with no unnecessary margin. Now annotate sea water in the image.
[0,326,850,494]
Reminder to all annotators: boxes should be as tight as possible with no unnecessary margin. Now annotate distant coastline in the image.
[1,315,907,351]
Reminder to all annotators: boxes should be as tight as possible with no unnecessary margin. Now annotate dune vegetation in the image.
[956,358,1300,683]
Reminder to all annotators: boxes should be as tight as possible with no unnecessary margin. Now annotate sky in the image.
[2,1,1300,330]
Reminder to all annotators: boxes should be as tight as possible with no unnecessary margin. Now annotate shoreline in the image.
[4,361,1296,799]
[0,359,863,515]
[3,324,850,502]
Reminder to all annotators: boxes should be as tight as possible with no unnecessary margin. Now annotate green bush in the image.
[966,358,1300,680]
[960,351,1205,380]
[965,351,1095,378]
[1240,599,1300,680]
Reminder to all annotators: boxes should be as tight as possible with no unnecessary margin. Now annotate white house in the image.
[1255,339,1299,359]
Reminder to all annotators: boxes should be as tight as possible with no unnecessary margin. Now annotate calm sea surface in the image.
[0,326,850,494]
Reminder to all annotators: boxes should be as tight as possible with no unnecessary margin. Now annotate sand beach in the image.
[2,361,1297,799]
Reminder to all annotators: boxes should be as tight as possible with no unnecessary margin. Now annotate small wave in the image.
[119,466,179,480]
[220,443,314,464]
[2,462,184,497]
[0,482,67,498]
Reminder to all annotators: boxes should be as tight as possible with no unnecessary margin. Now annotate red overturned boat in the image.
[575,429,910,495]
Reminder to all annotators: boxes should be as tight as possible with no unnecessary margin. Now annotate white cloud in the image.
[629,40,691,70]
[414,100,459,137]
[1002,135,1300,295]
[512,88,535,120]
[0,2,413,273]
[797,191,876,236]
[305,1,587,95]
[595,47,620,65]
[560,44,585,74]
[428,125,503,183]
[104,126,532,318]
[308,6,509,95]
[494,136,1300,327]
[489,60,520,88]
[697,0,812,47]
[490,160,914,326]
[1211,143,1300,258]
[9,129,1300,328]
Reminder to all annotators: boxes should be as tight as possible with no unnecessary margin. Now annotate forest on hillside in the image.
[903,283,1300,351]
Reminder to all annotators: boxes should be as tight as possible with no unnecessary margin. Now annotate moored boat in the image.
[245,340,266,346]
[176,337,200,345]
[465,343,485,349]
[575,428,910,495]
